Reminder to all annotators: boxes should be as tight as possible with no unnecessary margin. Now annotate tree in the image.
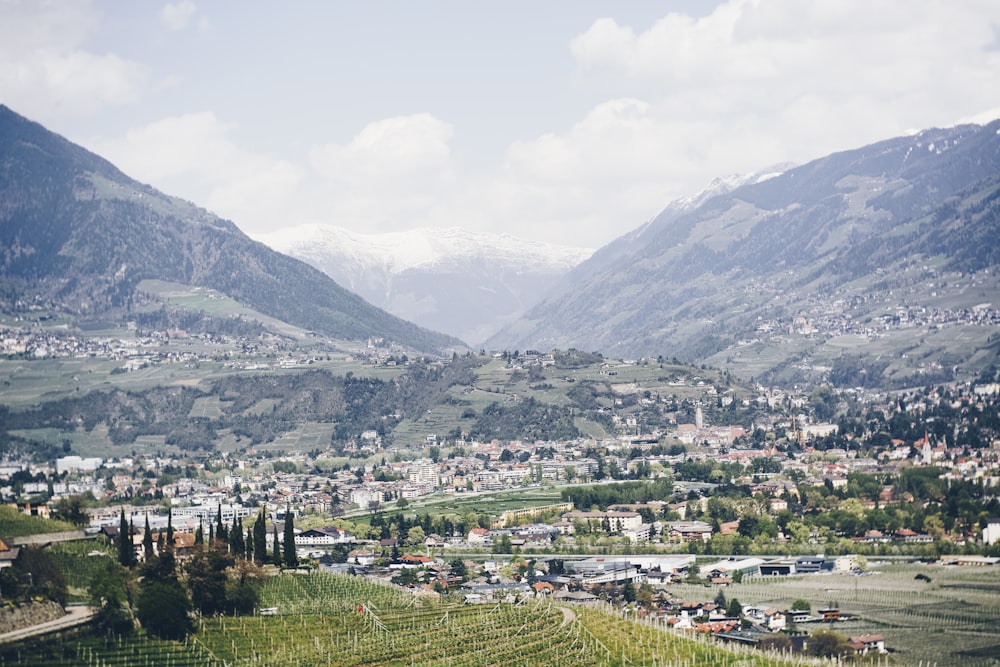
[726,597,743,618]
[142,515,153,561]
[136,580,191,640]
[272,525,281,566]
[216,505,228,543]
[53,495,89,526]
[90,558,134,636]
[714,589,727,608]
[15,546,68,605]
[186,546,233,616]
[791,599,811,613]
[229,516,245,556]
[758,634,792,652]
[407,525,426,546]
[449,559,468,582]
[283,508,298,568]
[166,507,174,550]
[636,583,655,611]
[253,509,267,565]
[807,629,853,658]
[117,509,134,568]
[622,579,637,603]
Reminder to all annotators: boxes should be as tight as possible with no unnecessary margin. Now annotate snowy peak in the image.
[254,226,593,275]
[253,225,593,346]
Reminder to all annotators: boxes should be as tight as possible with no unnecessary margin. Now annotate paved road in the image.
[0,605,96,644]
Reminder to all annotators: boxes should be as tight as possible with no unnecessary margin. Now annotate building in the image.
[795,555,831,574]
[665,521,713,543]
[561,511,643,533]
[700,558,764,578]
[983,518,1000,546]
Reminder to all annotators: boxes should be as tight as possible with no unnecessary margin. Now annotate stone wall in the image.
[0,600,65,635]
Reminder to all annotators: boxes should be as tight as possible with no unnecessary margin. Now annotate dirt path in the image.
[555,604,577,626]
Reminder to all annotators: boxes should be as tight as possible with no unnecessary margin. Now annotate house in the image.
[347,549,376,566]
[788,609,810,624]
[818,607,841,621]
[553,590,598,603]
[399,553,435,567]
[423,534,447,549]
[532,581,555,596]
[849,634,886,654]
[295,526,353,546]
[467,528,491,547]
[0,539,19,569]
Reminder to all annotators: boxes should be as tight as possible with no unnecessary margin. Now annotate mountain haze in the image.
[255,225,592,346]
[0,106,462,354]
[488,121,1000,387]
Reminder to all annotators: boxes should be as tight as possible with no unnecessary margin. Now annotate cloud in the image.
[160,1,198,31]
[484,0,1000,245]
[90,112,304,228]
[309,114,455,187]
[0,1,149,120]
[305,114,460,232]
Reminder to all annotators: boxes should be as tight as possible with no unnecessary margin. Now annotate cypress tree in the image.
[253,508,267,565]
[230,517,244,556]
[216,505,228,543]
[117,509,132,567]
[166,507,174,550]
[272,525,281,566]
[195,521,204,545]
[143,514,153,560]
[283,506,298,568]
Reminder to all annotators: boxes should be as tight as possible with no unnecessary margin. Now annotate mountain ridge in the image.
[0,105,463,355]
[487,120,1000,387]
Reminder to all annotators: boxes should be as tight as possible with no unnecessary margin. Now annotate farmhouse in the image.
[849,634,886,654]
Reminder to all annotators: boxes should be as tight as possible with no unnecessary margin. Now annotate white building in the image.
[984,518,1000,546]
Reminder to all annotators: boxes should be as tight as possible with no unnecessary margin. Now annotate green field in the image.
[0,506,75,538]
[1,570,807,667]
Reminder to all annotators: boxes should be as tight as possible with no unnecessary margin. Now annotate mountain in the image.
[487,121,1000,388]
[254,225,592,346]
[0,106,462,354]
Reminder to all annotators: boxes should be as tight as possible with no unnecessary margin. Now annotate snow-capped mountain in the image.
[254,226,593,346]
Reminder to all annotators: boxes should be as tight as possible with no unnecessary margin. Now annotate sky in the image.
[3,1,1000,250]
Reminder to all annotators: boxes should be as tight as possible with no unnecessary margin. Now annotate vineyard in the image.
[1,571,830,667]
[668,564,1000,667]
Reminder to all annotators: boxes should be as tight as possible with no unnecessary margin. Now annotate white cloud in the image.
[160,1,198,31]
[309,114,455,187]
[485,0,1000,245]
[90,112,305,228]
[0,1,149,120]
[305,114,461,233]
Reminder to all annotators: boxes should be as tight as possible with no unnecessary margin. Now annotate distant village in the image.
[4,315,1000,657]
